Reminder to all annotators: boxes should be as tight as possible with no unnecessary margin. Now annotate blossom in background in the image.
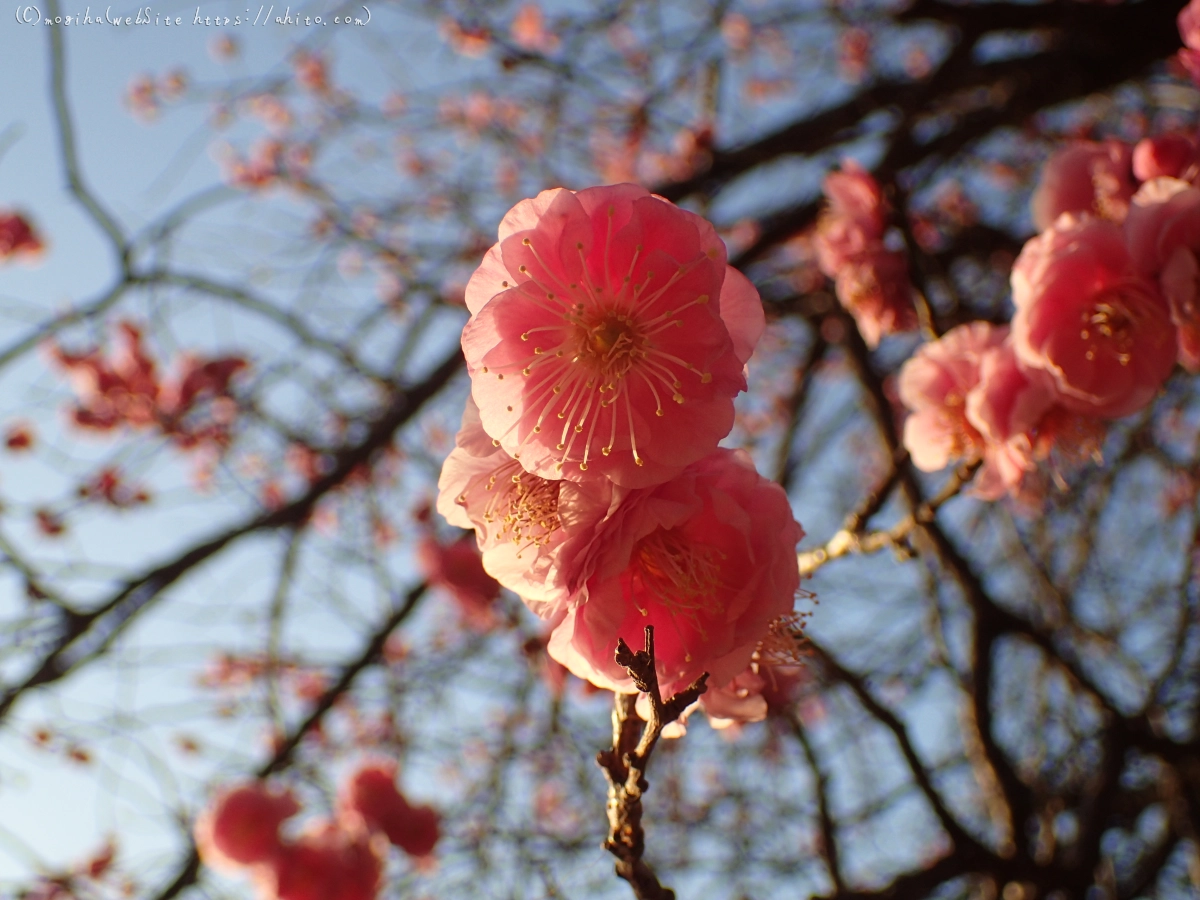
[0,211,44,262]
[47,320,247,450]
[1125,176,1200,371]
[814,162,917,346]
[1029,141,1134,229]
[546,449,803,699]
[268,819,386,900]
[194,782,300,872]
[1132,134,1197,182]
[898,322,1056,499]
[415,532,503,630]
[461,184,764,488]
[1011,214,1175,418]
[340,762,440,859]
[1178,0,1200,85]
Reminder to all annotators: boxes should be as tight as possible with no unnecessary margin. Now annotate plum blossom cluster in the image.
[437,184,806,728]
[900,132,1200,498]
[814,162,919,347]
[48,320,248,450]
[195,763,438,900]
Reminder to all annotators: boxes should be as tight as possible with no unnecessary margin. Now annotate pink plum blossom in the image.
[814,163,917,346]
[1132,134,1197,182]
[898,321,1008,472]
[435,396,616,614]
[1125,177,1200,371]
[1179,0,1200,84]
[1012,214,1176,418]
[1030,141,1135,230]
[814,161,886,276]
[194,781,300,873]
[461,184,765,489]
[338,761,440,859]
[266,819,386,900]
[899,323,1057,498]
[545,449,803,699]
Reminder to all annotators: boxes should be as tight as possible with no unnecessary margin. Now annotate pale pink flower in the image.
[1125,177,1200,370]
[1132,134,1197,182]
[338,761,440,859]
[1030,141,1135,230]
[546,449,803,699]
[1012,214,1176,418]
[898,321,1008,472]
[461,184,765,489]
[435,397,616,614]
[194,781,300,873]
[266,819,386,900]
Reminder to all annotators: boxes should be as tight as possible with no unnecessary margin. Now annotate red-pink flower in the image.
[338,761,440,859]
[1012,214,1176,418]
[266,819,386,900]
[1030,141,1135,230]
[435,397,617,613]
[194,781,300,873]
[416,533,502,629]
[461,184,765,489]
[0,211,44,261]
[1132,134,1197,182]
[546,449,803,699]
[1125,177,1200,371]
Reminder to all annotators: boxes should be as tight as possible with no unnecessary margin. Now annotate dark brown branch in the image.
[596,626,709,900]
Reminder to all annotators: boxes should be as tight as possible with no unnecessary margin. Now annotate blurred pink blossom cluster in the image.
[900,131,1200,498]
[814,162,919,347]
[47,320,248,451]
[195,763,438,900]
[436,184,806,730]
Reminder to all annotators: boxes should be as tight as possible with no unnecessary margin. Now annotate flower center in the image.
[630,528,725,627]
[479,460,560,555]
[1078,284,1152,365]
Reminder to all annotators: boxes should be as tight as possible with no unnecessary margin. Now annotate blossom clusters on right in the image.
[437,184,806,727]
[897,132,1200,499]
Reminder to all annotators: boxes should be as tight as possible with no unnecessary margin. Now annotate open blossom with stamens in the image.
[435,396,616,614]
[1012,214,1176,418]
[546,449,803,699]
[461,184,765,489]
